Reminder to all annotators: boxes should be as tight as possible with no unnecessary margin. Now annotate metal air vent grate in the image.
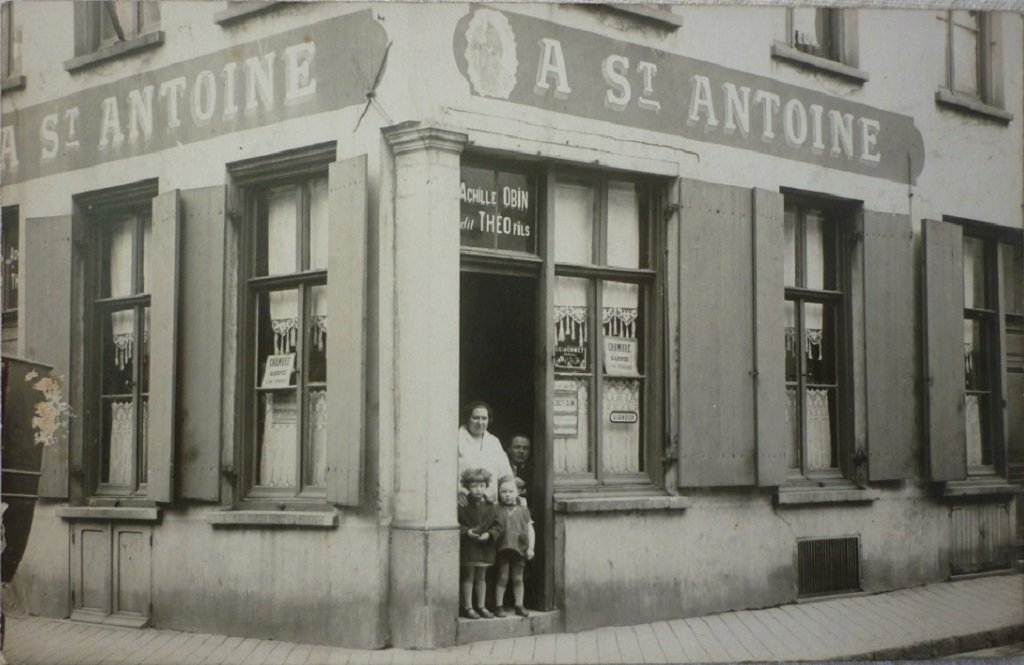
[797,536,861,597]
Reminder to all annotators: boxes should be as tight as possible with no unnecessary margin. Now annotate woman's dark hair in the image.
[461,400,494,426]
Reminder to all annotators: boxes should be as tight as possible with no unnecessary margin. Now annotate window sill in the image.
[934,89,1013,124]
[553,493,691,514]
[770,43,869,84]
[207,508,338,528]
[601,4,684,30]
[214,2,282,26]
[1,75,25,93]
[942,478,1022,499]
[774,484,879,507]
[63,31,165,73]
[56,506,160,522]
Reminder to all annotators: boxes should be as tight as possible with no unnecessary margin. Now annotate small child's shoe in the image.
[494,606,507,617]
[461,607,480,619]
[514,605,530,618]
[477,607,495,619]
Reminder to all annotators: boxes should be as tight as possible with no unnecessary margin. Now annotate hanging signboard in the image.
[453,8,925,185]
[460,165,536,253]
[1,11,388,184]
[553,380,579,437]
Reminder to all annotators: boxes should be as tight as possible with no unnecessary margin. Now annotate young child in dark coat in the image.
[458,467,502,619]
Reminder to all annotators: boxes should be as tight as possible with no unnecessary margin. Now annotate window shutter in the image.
[326,155,367,505]
[923,218,966,481]
[677,178,756,487]
[147,190,181,503]
[177,186,226,501]
[23,216,73,499]
[863,211,916,481]
[752,188,788,486]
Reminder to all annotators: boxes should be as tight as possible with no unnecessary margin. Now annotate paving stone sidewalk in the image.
[3,574,1022,664]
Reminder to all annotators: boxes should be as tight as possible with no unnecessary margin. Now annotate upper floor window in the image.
[789,7,842,62]
[91,203,153,496]
[942,10,988,101]
[935,11,1012,121]
[67,1,163,72]
[784,198,848,480]
[1,1,22,80]
[88,0,160,51]
[772,8,866,83]
[552,174,659,485]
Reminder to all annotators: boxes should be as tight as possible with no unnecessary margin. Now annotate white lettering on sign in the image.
[10,38,320,169]
[609,411,638,424]
[535,38,571,97]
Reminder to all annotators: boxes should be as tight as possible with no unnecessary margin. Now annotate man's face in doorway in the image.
[509,437,530,466]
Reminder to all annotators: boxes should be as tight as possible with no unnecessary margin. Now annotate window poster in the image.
[460,165,536,253]
[261,353,295,389]
[554,306,588,370]
[603,336,638,376]
[553,380,579,437]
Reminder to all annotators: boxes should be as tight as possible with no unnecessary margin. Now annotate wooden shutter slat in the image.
[177,187,226,501]
[863,211,916,481]
[923,218,966,481]
[326,155,367,505]
[752,188,787,486]
[147,190,181,503]
[23,216,73,499]
[677,178,756,487]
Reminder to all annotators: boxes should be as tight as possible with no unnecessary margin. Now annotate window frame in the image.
[79,184,159,501]
[782,193,853,483]
[771,8,868,84]
[65,1,164,73]
[229,142,338,508]
[959,226,1021,477]
[548,166,665,491]
[2,205,19,336]
[935,11,1013,123]
[1,1,24,91]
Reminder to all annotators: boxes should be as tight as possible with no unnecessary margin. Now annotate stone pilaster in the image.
[382,122,468,648]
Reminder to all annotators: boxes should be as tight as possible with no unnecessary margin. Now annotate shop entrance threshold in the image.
[456,609,563,645]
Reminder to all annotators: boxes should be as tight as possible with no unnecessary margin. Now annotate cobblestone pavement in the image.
[4,574,1022,664]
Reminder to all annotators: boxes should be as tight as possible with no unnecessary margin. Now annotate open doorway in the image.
[460,270,546,609]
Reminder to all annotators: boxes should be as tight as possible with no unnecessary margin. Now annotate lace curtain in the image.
[106,219,150,486]
[258,189,328,488]
[785,388,832,471]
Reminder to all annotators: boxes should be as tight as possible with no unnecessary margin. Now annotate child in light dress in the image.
[493,475,535,617]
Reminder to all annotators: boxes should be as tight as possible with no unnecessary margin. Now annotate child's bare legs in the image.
[510,560,526,608]
[473,567,489,613]
[494,559,511,612]
[460,566,475,613]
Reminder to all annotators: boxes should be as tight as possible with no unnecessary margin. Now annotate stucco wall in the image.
[558,490,950,632]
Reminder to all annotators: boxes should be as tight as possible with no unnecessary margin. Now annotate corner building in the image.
[2,1,1022,649]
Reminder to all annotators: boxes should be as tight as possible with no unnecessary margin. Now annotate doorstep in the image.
[455,609,563,645]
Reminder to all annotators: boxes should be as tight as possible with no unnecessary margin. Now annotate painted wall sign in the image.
[0,11,388,184]
[460,165,536,253]
[454,8,925,184]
